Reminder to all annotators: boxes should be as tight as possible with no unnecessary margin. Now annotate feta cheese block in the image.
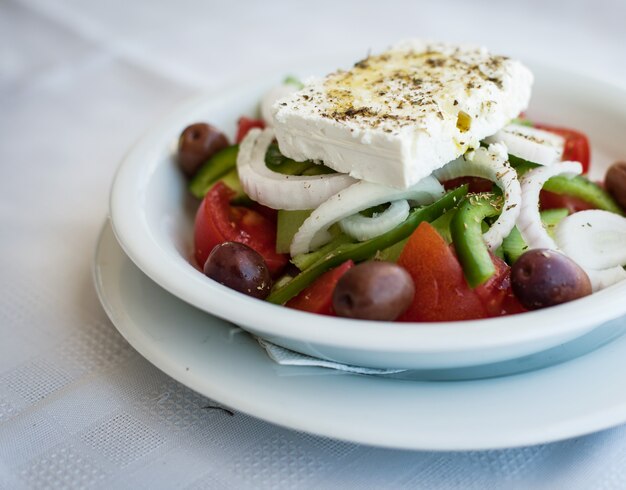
[272,40,533,189]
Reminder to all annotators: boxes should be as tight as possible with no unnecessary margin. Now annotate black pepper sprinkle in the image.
[304,44,517,131]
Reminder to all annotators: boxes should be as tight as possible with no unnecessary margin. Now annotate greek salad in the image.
[176,43,626,322]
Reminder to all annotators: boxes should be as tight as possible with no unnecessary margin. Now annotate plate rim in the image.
[94,220,626,451]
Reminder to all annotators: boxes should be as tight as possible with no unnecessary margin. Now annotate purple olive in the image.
[204,242,272,299]
[605,161,626,211]
[511,249,591,310]
[332,261,415,321]
[178,123,229,178]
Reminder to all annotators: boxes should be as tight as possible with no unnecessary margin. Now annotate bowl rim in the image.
[109,57,626,355]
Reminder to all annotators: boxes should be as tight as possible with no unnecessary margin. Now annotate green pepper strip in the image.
[509,157,622,215]
[265,143,314,175]
[189,145,239,198]
[543,176,622,215]
[300,165,336,176]
[450,193,503,288]
[291,234,354,271]
[265,143,336,176]
[267,186,468,305]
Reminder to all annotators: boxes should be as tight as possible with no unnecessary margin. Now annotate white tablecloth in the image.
[2,0,626,488]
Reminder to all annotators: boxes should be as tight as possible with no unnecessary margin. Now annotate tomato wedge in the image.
[194,182,288,276]
[397,222,488,322]
[475,254,526,316]
[236,117,265,144]
[534,124,591,173]
[397,222,523,321]
[285,261,354,316]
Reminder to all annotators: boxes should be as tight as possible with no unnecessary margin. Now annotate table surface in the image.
[2,0,626,488]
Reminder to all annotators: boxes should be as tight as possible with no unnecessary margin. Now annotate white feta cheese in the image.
[272,40,533,189]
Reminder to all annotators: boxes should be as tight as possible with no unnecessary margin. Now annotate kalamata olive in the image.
[178,123,229,178]
[605,161,626,211]
[511,249,592,310]
[332,261,415,321]
[203,242,272,299]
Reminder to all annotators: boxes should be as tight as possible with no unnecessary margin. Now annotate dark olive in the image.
[511,249,591,310]
[204,242,272,299]
[605,161,626,211]
[332,261,415,321]
[178,123,229,178]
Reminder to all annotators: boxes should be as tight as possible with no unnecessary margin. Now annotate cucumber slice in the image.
[219,168,250,205]
[502,208,569,263]
[430,208,456,244]
[501,226,527,264]
[276,210,312,254]
[542,208,570,237]
[375,238,408,262]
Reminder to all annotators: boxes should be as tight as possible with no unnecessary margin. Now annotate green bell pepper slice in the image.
[450,193,503,288]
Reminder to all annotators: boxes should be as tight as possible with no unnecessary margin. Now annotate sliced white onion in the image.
[554,210,626,270]
[260,83,299,126]
[515,162,624,292]
[434,143,521,250]
[484,123,565,165]
[237,128,356,210]
[585,267,626,292]
[290,176,444,256]
[339,199,410,242]
[517,161,582,250]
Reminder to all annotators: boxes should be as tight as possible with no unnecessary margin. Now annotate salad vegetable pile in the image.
[176,50,626,323]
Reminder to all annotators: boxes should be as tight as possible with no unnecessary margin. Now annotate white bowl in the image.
[110,58,626,370]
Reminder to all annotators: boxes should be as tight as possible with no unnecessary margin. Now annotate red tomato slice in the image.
[286,261,354,316]
[474,254,509,317]
[397,222,488,322]
[236,117,266,144]
[194,182,288,276]
[475,254,526,317]
[500,290,527,316]
[534,124,591,173]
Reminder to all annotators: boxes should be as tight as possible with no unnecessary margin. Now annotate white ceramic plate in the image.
[94,221,626,450]
[109,58,626,370]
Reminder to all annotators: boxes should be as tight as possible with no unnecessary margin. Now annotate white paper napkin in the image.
[256,337,407,375]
